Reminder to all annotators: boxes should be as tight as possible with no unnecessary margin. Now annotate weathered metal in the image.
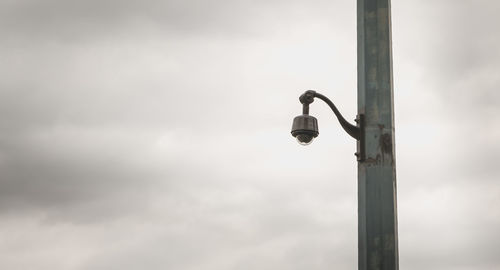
[357,0,399,269]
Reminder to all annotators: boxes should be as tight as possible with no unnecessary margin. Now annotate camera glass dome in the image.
[295,132,315,145]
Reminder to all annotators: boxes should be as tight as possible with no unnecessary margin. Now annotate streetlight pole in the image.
[290,0,398,269]
[357,0,398,269]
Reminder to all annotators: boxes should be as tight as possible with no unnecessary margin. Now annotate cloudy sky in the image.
[1,0,500,269]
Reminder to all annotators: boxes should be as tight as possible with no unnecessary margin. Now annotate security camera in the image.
[291,114,319,145]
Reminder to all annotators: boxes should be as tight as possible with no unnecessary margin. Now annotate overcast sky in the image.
[1,0,500,269]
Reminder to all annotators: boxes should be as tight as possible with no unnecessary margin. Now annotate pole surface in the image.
[357,0,398,269]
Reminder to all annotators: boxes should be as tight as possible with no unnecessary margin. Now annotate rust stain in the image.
[380,133,392,154]
[365,157,378,164]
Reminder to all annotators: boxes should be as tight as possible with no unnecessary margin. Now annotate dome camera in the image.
[291,114,319,145]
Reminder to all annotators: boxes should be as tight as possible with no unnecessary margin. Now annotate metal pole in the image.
[357,0,399,269]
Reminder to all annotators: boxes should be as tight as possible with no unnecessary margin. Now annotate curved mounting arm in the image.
[300,90,361,140]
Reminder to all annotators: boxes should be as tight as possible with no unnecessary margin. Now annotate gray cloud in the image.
[0,0,353,42]
[0,0,499,269]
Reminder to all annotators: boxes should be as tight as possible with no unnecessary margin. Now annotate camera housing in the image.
[291,114,319,145]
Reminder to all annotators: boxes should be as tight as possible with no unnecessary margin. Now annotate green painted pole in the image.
[357,0,398,269]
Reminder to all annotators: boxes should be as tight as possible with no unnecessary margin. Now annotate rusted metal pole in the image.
[357,0,399,269]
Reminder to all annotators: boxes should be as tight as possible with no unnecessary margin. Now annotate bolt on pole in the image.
[357,0,399,269]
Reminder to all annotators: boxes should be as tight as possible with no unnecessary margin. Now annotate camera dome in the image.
[291,115,319,145]
[295,132,315,145]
